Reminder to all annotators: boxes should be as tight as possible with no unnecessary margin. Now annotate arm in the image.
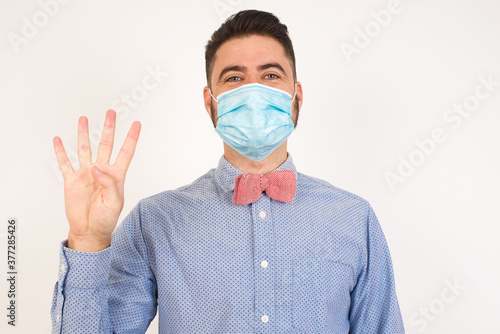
[51,109,145,332]
[51,201,157,334]
[51,240,112,333]
[348,205,405,333]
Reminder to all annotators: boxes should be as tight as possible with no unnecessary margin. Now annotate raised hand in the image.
[53,110,141,252]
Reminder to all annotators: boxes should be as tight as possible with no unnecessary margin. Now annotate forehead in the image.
[212,35,291,75]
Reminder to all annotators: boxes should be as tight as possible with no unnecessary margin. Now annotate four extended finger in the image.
[113,121,141,173]
[53,136,75,178]
[96,109,116,164]
[77,116,92,167]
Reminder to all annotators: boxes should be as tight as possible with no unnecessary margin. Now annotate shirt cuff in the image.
[59,239,112,289]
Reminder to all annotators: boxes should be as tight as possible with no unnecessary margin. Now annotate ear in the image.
[203,86,212,118]
[295,81,303,111]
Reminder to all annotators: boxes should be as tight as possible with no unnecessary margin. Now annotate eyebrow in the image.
[258,63,286,75]
[217,63,287,82]
[218,65,245,81]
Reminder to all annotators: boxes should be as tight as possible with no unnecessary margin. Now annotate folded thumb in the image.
[91,166,114,188]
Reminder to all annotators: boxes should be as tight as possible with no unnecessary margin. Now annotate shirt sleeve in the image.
[348,204,405,334]
[51,200,158,334]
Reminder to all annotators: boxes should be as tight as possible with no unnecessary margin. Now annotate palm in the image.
[64,164,122,237]
[53,110,141,250]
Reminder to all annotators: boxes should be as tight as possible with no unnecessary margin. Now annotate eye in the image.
[226,76,241,82]
[265,73,280,80]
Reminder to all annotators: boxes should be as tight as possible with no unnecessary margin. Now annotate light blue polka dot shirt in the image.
[51,153,405,333]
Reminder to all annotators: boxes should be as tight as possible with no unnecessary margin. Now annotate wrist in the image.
[67,233,111,252]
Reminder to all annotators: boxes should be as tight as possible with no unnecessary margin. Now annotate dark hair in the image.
[205,10,296,87]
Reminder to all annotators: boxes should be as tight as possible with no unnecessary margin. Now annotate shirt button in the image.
[60,264,66,272]
[261,260,269,268]
[261,315,269,323]
[259,211,266,219]
[57,314,61,322]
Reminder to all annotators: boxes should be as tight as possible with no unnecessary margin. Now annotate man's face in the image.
[204,34,302,128]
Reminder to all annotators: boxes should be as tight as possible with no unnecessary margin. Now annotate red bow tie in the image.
[233,170,297,205]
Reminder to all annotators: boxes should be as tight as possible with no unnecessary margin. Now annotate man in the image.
[51,9,405,334]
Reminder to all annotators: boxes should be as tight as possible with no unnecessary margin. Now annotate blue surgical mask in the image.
[210,83,296,161]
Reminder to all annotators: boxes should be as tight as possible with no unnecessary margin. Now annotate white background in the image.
[1,0,499,333]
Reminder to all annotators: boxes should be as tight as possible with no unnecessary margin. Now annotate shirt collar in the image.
[215,152,298,192]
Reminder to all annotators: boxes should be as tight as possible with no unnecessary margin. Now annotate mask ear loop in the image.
[209,89,219,103]
[291,83,297,103]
